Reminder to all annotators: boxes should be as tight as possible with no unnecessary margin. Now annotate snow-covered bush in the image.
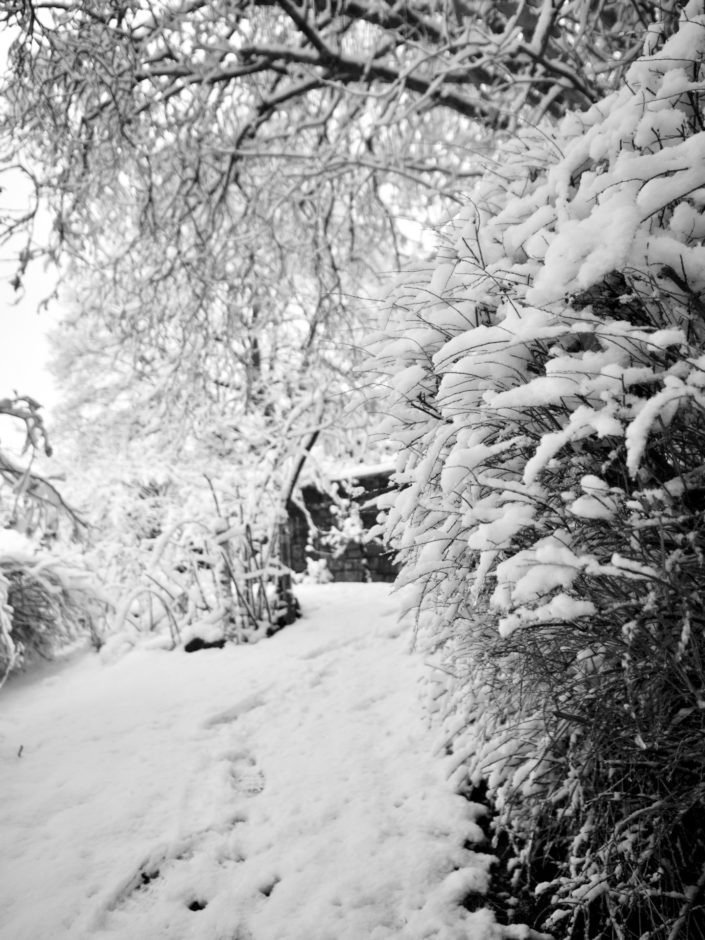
[304,557,333,584]
[0,401,106,683]
[374,3,705,935]
[0,532,105,683]
[56,452,302,653]
[111,514,291,650]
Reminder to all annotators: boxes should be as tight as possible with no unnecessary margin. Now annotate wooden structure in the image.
[287,467,398,582]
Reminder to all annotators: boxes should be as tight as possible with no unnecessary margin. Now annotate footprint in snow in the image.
[98,824,250,926]
[201,692,265,729]
[97,752,265,930]
[99,843,187,918]
[224,749,265,797]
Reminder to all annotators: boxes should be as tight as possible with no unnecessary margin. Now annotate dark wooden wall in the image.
[287,471,398,582]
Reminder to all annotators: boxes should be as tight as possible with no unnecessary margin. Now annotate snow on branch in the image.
[373,3,705,932]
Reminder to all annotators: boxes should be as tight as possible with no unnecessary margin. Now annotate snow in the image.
[0,529,35,561]
[0,583,507,940]
[625,376,697,476]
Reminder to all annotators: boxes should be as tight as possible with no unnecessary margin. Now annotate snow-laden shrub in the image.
[110,516,290,649]
[0,532,105,682]
[59,457,301,655]
[374,3,705,935]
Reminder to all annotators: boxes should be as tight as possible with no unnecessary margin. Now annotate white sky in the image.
[1,28,59,420]
[0,271,59,412]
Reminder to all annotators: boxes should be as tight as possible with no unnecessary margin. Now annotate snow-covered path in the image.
[0,584,500,940]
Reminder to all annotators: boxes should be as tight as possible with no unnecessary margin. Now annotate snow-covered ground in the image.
[0,583,507,940]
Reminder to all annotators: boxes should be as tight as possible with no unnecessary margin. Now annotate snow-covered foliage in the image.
[47,277,388,650]
[374,3,705,935]
[0,399,105,681]
[0,529,105,682]
[57,452,299,653]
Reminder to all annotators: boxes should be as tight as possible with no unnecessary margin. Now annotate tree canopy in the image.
[0,1,671,497]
